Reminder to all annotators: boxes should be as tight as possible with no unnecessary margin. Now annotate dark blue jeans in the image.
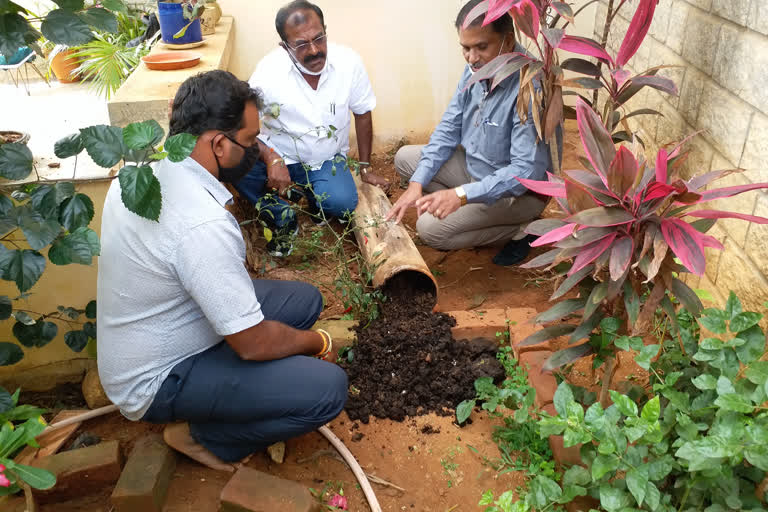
[142,279,348,462]
[233,155,359,229]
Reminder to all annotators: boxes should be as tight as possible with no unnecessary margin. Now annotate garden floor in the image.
[4,121,614,511]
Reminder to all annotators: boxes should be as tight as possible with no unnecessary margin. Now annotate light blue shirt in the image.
[410,48,552,204]
[97,157,264,420]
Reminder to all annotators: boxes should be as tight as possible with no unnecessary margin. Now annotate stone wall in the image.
[594,0,768,311]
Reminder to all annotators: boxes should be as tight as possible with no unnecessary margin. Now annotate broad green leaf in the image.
[122,120,164,151]
[699,308,727,334]
[0,342,23,366]
[597,437,616,454]
[83,321,96,339]
[456,399,474,423]
[700,337,725,350]
[0,386,12,412]
[518,324,576,347]
[692,374,717,390]
[543,344,593,372]
[634,344,660,370]
[584,402,604,428]
[0,295,9,320]
[734,325,765,365]
[745,445,768,471]
[48,227,100,265]
[0,247,45,293]
[9,463,55,490]
[745,361,768,386]
[538,415,566,437]
[725,291,743,320]
[553,381,574,417]
[623,281,640,324]
[591,453,619,480]
[30,183,75,219]
[730,312,762,333]
[614,335,632,351]
[13,206,61,250]
[79,125,124,168]
[118,165,162,221]
[41,9,93,46]
[52,0,84,9]
[562,465,591,487]
[599,484,629,512]
[53,133,84,159]
[670,277,703,316]
[12,311,34,325]
[64,330,88,352]
[646,456,673,480]
[164,133,197,162]
[77,7,117,32]
[100,0,127,13]
[58,193,95,231]
[534,299,585,324]
[716,376,736,395]
[534,475,562,501]
[645,481,661,510]
[714,393,754,413]
[626,468,648,506]
[641,396,660,422]
[0,142,33,180]
[610,390,638,417]
[85,300,96,319]
[478,490,494,506]
[13,318,57,348]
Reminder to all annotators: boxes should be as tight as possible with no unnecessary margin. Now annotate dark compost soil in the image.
[341,273,504,423]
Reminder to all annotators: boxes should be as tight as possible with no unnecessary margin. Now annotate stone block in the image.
[14,410,86,465]
[678,66,706,125]
[219,467,319,512]
[32,440,123,502]
[699,273,726,307]
[645,40,686,108]
[712,0,750,26]
[667,1,690,54]
[655,95,692,148]
[678,133,715,182]
[696,81,753,164]
[712,25,768,116]
[606,13,630,56]
[649,0,673,43]
[715,239,768,313]
[449,308,509,342]
[745,193,768,277]
[706,169,756,248]
[685,0,712,10]
[740,112,768,183]
[505,307,538,353]
[111,434,176,512]
[704,223,727,284]
[82,368,111,409]
[519,350,558,407]
[682,9,723,74]
[748,1,768,36]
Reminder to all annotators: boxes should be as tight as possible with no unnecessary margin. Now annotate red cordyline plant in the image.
[464,0,675,170]
[515,98,768,385]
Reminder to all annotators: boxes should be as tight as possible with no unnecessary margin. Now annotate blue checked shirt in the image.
[410,48,552,204]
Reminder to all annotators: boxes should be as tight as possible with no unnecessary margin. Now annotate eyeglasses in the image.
[284,33,327,52]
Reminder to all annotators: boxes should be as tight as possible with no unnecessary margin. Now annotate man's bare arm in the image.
[225,320,325,361]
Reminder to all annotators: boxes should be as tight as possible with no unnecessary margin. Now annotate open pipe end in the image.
[381,269,438,309]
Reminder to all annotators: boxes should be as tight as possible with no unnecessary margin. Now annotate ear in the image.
[209,133,227,158]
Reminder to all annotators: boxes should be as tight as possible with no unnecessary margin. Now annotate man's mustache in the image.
[303,52,326,65]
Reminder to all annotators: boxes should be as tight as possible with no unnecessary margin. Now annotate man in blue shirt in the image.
[386,0,552,266]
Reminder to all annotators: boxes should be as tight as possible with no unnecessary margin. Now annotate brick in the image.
[519,350,558,407]
[685,0,712,10]
[712,25,768,116]
[705,169,756,248]
[111,434,176,512]
[748,1,768,36]
[449,308,508,342]
[32,440,123,502]
[678,66,706,125]
[505,307,538,355]
[745,193,768,277]
[712,0,750,26]
[681,9,723,74]
[15,410,86,465]
[666,1,690,53]
[648,0,673,43]
[740,112,768,183]
[715,239,768,313]
[696,81,752,164]
[219,467,319,512]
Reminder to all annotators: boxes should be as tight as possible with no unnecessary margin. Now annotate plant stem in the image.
[599,356,618,407]
[593,0,615,107]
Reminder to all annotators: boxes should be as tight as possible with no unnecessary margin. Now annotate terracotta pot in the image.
[200,1,222,35]
[50,50,80,83]
[0,131,30,145]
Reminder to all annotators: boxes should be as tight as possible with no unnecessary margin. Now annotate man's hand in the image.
[415,189,462,220]
[385,182,423,223]
[361,170,391,194]
[266,159,292,196]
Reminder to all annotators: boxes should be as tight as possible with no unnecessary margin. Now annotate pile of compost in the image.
[341,274,503,423]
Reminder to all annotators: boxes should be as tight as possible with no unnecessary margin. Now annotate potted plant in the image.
[156,0,205,44]
[47,44,81,83]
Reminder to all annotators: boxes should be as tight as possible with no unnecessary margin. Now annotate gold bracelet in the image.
[269,157,284,166]
[314,329,332,358]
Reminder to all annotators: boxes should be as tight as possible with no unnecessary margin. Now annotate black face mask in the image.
[212,133,261,184]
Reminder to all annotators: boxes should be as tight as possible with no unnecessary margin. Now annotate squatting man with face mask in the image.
[387,0,555,266]
[97,70,347,472]
[233,0,390,257]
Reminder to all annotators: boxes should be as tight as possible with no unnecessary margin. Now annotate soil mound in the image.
[341,274,504,423]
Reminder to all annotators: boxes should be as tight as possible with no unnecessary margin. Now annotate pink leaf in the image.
[616,0,658,68]
[542,27,565,49]
[327,493,348,510]
[516,176,567,197]
[570,233,618,274]
[686,169,741,192]
[643,181,678,202]
[655,148,668,184]
[612,69,632,88]
[685,210,768,224]
[698,182,768,202]
[559,36,615,66]
[607,146,638,198]
[701,234,724,250]
[576,98,616,184]
[462,0,490,29]
[0,473,9,488]
[531,223,577,247]
[610,235,634,281]
[510,0,540,41]
[483,0,521,25]
[660,218,706,276]
[463,52,533,91]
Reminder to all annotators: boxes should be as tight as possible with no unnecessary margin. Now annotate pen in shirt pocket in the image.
[329,102,336,115]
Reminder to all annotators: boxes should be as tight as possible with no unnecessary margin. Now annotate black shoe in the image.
[266,224,299,258]
[493,234,537,266]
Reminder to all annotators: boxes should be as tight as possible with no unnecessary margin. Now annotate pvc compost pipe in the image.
[40,404,119,435]
[319,425,382,512]
[352,175,438,303]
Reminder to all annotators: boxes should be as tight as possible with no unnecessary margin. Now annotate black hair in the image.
[169,70,264,137]
[275,0,325,42]
[455,0,515,34]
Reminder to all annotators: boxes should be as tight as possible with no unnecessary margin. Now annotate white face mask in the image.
[284,45,327,76]
[468,34,508,76]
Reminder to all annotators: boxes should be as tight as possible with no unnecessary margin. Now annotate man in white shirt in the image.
[234,0,388,253]
[98,70,346,471]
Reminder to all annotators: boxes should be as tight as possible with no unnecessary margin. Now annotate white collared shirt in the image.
[97,157,264,420]
[249,42,376,169]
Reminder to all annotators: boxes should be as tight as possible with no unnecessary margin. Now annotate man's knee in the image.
[310,364,348,424]
[319,188,358,218]
[394,145,423,179]
[416,214,457,251]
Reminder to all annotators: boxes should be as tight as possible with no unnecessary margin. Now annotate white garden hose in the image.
[319,425,382,512]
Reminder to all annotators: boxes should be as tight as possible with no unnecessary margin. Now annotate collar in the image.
[176,157,233,207]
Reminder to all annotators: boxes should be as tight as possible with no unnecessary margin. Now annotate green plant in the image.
[0,386,56,496]
[503,294,768,512]
[0,121,194,367]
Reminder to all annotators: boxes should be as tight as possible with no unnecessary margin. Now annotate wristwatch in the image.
[455,186,468,206]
